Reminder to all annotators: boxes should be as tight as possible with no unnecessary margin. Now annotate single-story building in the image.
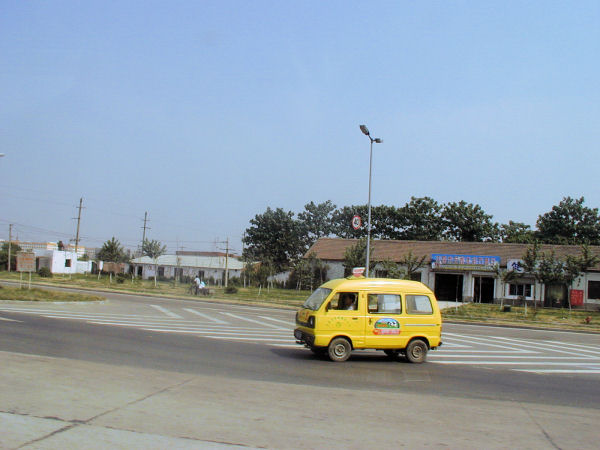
[306,238,600,308]
[128,254,244,284]
[33,249,94,275]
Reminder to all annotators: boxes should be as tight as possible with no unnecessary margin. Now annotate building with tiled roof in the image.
[306,238,600,308]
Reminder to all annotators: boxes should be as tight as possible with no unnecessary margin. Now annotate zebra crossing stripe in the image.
[220,312,288,330]
[150,305,182,319]
[183,308,228,324]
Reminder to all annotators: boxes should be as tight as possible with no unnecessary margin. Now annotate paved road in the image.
[1,291,600,448]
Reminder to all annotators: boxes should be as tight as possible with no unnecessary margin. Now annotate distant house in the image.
[306,238,600,308]
[129,253,244,284]
[1,241,94,275]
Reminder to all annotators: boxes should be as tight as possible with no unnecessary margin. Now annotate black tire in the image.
[328,337,352,362]
[384,349,400,358]
[405,339,428,363]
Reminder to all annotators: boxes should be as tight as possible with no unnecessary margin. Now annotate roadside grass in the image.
[0,285,105,302]
[0,272,308,308]
[442,303,600,332]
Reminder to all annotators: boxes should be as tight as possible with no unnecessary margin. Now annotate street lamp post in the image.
[359,125,382,278]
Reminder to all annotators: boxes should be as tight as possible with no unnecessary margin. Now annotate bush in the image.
[38,267,52,278]
[116,273,129,284]
[224,286,238,294]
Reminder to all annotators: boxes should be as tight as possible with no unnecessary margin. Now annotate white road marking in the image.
[0,316,22,322]
[183,308,229,324]
[220,312,288,330]
[150,305,182,319]
[258,316,294,326]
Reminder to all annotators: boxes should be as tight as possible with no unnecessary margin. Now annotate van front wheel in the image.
[405,339,428,363]
[328,338,351,362]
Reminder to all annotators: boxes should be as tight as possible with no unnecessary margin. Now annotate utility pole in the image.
[225,237,229,288]
[7,224,12,272]
[74,198,83,256]
[141,212,150,255]
[216,237,231,288]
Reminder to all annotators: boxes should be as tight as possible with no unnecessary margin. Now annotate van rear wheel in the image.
[328,338,351,362]
[405,339,428,363]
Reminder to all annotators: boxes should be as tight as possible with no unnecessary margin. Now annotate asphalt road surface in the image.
[1,289,600,449]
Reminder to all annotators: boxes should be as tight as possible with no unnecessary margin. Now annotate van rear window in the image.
[406,295,433,314]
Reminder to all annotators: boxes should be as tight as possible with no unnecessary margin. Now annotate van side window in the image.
[332,292,358,310]
[406,295,433,314]
[368,294,401,314]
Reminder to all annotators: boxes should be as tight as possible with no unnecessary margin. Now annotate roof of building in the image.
[130,254,244,270]
[306,238,600,269]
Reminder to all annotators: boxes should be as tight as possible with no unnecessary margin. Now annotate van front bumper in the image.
[294,328,315,347]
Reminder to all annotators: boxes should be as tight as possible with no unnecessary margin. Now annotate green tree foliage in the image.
[442,201,499,242]
[342,238,376,276]
[297,200,337,247]
[397,197,445,241]
[289,252,328,290]
[536,196,600,245]
[242,207,305,273]
[97,237,129,263]
[142,239,167,287]
[398,250,428,279]
[376,259,404,279]
[500,221,535,243]
[0,242,22,271]
[331,205,368,239]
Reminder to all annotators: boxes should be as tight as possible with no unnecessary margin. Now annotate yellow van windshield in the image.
[302,288,332,310]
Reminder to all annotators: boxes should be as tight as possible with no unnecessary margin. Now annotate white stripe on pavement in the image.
[150,305,182,319]
[183,308,229,324]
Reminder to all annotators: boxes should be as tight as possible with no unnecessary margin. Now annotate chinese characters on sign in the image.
[16,252,36,272]
[431,254,500,271]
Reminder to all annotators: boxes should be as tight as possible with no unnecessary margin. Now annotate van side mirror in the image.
[325,302,330,312]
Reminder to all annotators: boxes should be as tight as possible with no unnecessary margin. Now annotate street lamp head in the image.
[373,138,383,144]
[359,125,370,136]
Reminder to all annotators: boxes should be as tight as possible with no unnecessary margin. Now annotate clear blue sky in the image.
[1,1,599,254]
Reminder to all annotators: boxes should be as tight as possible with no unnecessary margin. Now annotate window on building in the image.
[158,267,165,277]
[508,284,532,298]
[65,259,71,268]
[588,281,600,299]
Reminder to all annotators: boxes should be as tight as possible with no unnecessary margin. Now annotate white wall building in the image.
[129,254,244,284]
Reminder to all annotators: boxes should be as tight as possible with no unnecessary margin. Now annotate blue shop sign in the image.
[432,254,500,271]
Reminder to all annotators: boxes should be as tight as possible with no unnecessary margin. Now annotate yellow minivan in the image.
[294,277,442,363]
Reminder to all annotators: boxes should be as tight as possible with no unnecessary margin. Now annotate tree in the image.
[342,238,374,276]
[289,252,328,290]
[500,221,535,244]
[142,239,167,287]
[376,259,405,279]
[536,196,600,245]
[97,237,129,263]
[494,266,519,308]
[442,201,499,242]
[0,242,22,271]
[398,197,445,241]
[297,200,337,248]
[398,250,428,280]
[331,205,368,239]
[242,207,305,273]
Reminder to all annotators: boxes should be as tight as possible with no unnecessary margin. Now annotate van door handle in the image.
[352,317,358,320]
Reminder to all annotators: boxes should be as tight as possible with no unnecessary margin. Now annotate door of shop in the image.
[473,276,495,303]
[434,273,463,302]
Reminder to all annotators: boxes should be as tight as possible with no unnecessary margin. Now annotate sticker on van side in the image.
[373,318,400,335]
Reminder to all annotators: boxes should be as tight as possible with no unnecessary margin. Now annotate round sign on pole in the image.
[351,215,362,230]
